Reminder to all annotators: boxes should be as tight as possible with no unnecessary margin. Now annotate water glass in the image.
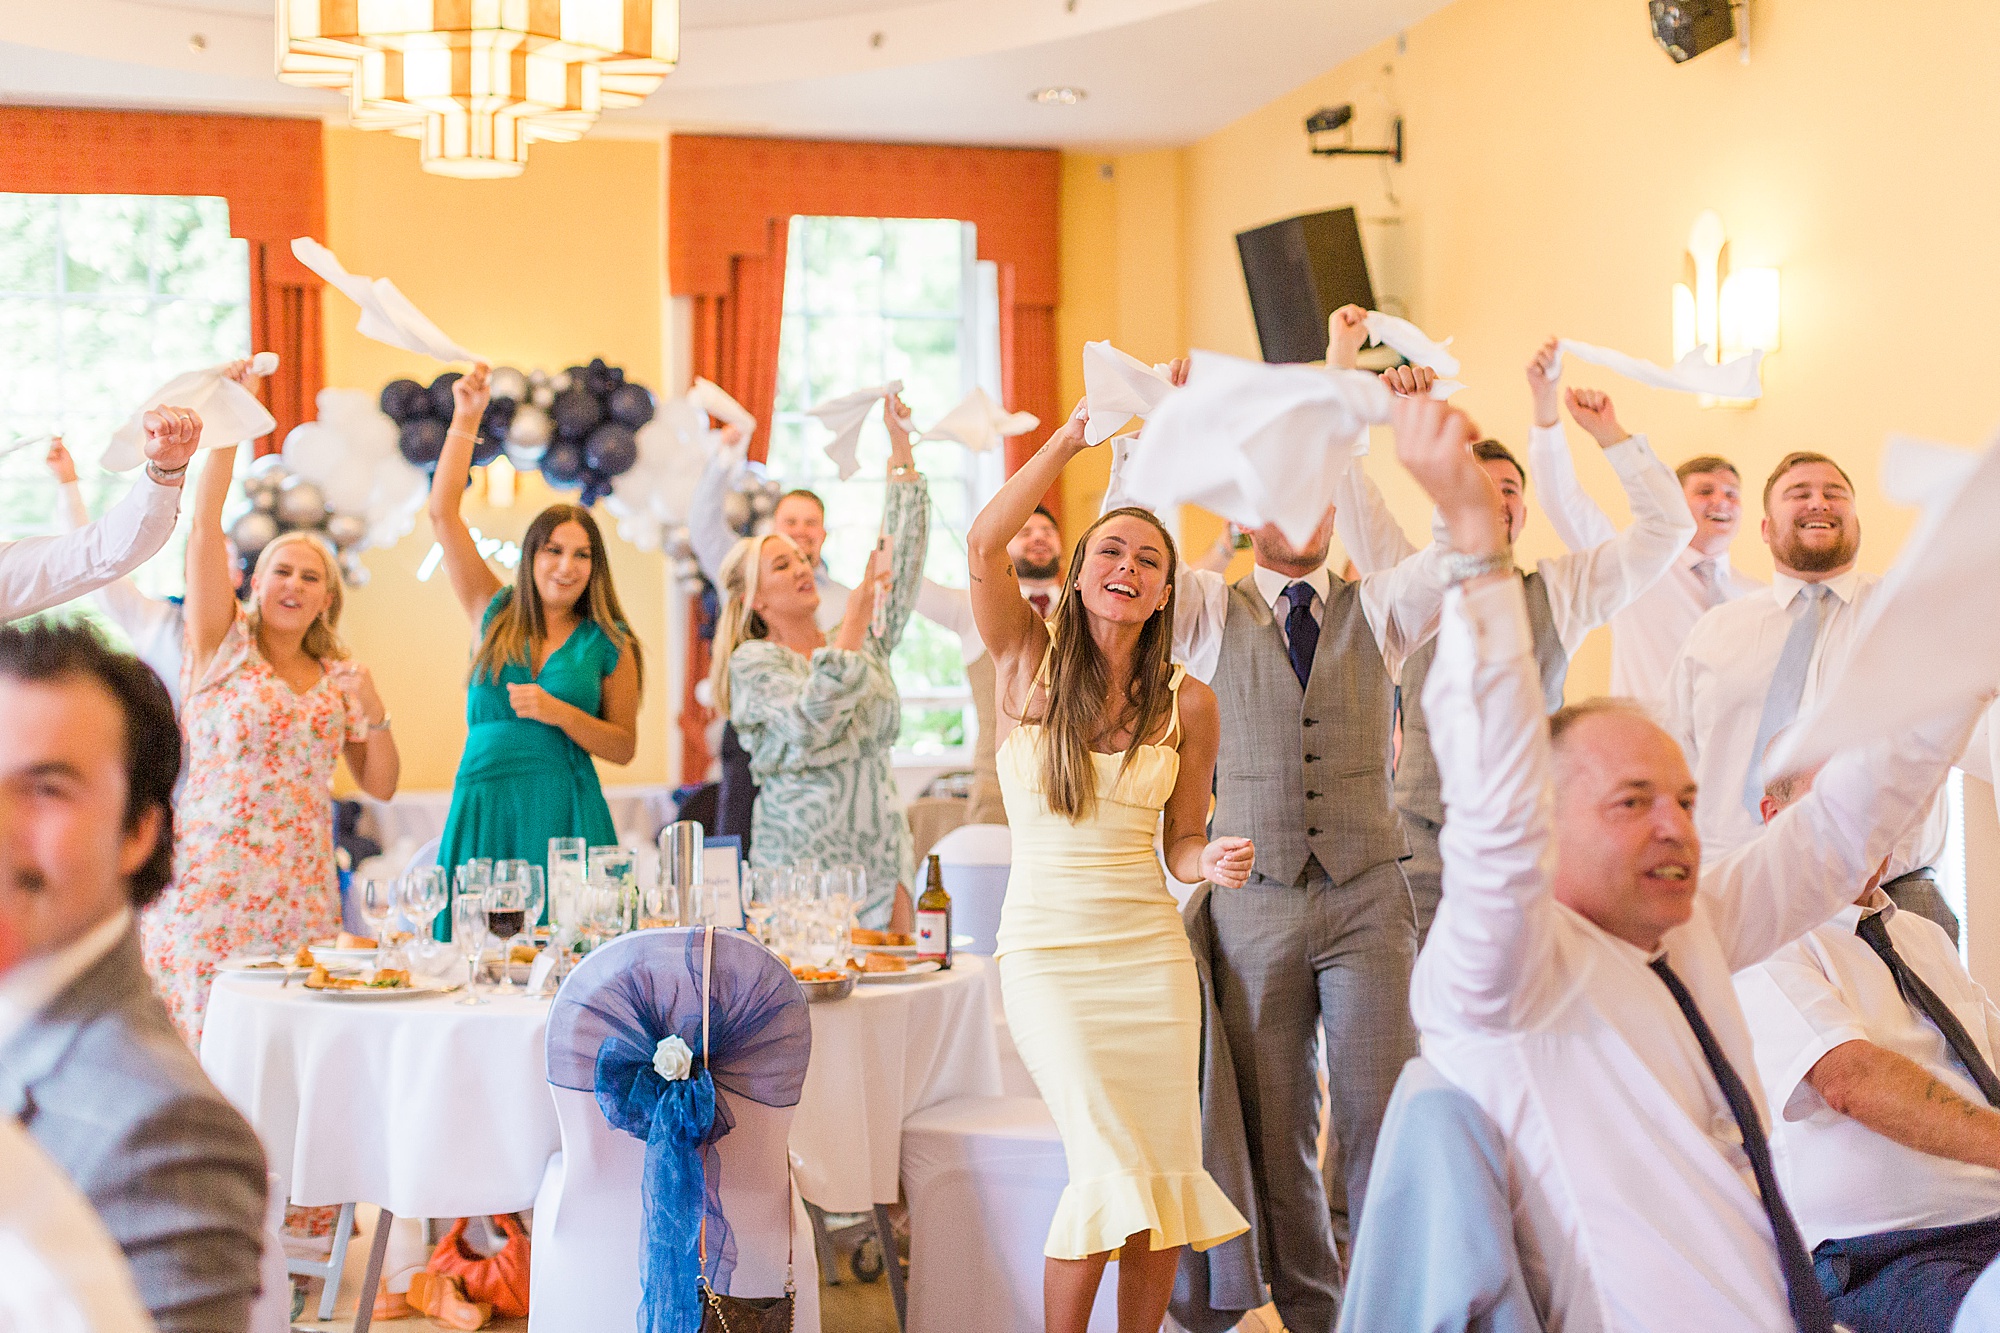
[399,868,448,968]
[452,889,489,1006]
[356,879,395,961]
[744,867,779,943]
[521,865,547,933]
[549,838,587,930]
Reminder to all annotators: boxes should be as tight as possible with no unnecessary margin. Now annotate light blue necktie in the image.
[1692,558,1727,610]
[1744,584,1832,816]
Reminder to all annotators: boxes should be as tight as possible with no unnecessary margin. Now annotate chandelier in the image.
[277,2,678,178]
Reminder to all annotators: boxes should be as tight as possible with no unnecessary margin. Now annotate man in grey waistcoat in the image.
[0,621,269,1333]
[1105,415,1454,1331]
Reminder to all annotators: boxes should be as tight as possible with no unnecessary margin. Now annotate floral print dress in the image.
[142,611,367,1046]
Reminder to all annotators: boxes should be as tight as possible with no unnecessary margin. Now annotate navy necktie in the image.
[1282,581,1319,689]
[1650,957,1835,1333]
[1856,911,2000,1106]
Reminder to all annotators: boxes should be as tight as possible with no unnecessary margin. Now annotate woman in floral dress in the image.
[710,393,928,931]
[141,415,401,1047]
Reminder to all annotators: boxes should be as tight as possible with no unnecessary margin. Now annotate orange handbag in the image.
[427,1215,532,1319]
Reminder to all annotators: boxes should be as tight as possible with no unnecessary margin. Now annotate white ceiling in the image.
[0,0,1449,149]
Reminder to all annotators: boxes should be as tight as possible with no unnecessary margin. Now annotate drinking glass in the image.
[549,837,587,931]
[521,866,547,935]
[356,878,394,958]
[452,889,489,1006]
[590,845,637,932]
[743,868,778,943]
[399,868,448,968]
[485,878,529,993]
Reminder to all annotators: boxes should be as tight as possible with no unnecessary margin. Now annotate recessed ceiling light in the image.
[1030,87,1086,105]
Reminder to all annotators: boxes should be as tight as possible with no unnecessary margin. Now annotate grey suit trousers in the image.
[1400,810,1445,945]
[1207,858,1419,1333]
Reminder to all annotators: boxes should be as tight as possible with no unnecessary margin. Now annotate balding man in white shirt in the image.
[1394,392,1980,1333]
[1736,760,2000,1332]
[0,409,201,624]
[1665,450,1956,938]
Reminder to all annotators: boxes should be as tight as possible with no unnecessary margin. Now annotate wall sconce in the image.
[484,455,518,509]
[1672,210,1779,407]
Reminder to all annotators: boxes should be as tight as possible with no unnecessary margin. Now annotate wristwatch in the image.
[145,459,189,486]
[1443,546,1515,585]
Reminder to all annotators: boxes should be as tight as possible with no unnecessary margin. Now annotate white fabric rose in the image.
[652,1034,694,1082]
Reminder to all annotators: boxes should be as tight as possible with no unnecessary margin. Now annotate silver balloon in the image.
[241,471,281,503]
[248,453,289,480]
[673,556,704,588]
[665,525,694,562]
[721,491,752,535]
[252,485,280,514]
[504,438,548,470]
[508,403,552,450]
[275,477,329,529]
[339,552,371,587]
[750,489,776,518]
[529,384,555,410]
[488,366,529,402]
[230,509,279,558]
[325,512,368,550]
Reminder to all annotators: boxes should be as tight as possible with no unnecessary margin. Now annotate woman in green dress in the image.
[429,364,644,925]
[710,394,928,932]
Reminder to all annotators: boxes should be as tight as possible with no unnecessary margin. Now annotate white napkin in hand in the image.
[1773,432,2000,777]
[1082,341,1175,446]
[689,377,756,435]
[920,387,1038,452]
[1551,340,1764,399]
[100,352,280,472]
[292,238,479,364]
[806,381,902,480]
[1363,310,1462,380]
[1126,351,1391,547]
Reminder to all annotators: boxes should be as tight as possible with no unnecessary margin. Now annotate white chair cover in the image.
[900,1096,1116,1333]
[530,928,821,1333]
[932,824,1011,957]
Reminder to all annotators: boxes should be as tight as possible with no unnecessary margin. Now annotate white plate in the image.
[852,960,944,984]
[303,979,461,1000]
[218,955,356,980]
[851,940,919,956]
[308,943,379,966]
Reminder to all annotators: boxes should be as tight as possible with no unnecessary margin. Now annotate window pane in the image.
[0,196,59,294]
[61,196,155,296]
[885,317,962,420]
[156,199,249,302]
[880,219,965,315]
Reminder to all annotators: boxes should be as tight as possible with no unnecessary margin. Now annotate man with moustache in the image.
[1666,453,1956,935]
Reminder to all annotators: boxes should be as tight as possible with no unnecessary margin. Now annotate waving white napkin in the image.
[99,352,280,471]
[689,377,756,435]
[1772,432,2000,777]
[292,238,479,365]
[919,387,1039,452]
[1363,311,1461,378]
[1550,340,1763,399]
[1125,351,1392,547]
[1082,341,1175,446]
[806,380,902,480]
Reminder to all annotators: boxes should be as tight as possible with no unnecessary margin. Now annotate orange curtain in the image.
[0,108,326,455]
[666,134,1062,782]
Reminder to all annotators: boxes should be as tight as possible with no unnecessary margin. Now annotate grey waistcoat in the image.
[1396,570,1567,826]
[1210,575,1407,887]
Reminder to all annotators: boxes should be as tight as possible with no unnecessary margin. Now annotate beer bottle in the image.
[916,854,952,969]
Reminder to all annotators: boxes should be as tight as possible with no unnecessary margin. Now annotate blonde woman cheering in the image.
[710,394,929,932]
[143,366,401,1045]
[966,402,1252,1333]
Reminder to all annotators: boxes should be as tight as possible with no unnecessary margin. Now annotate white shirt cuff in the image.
[1454,576,1534,666]
[1601,433,1657,477]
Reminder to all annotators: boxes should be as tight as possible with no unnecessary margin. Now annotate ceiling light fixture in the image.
[276,1,679,179]
[1030,86,1086,105]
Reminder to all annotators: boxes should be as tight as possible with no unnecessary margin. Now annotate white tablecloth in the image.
[791,956,1003,1213]
[355,784,680,853]
[200,979,561,1218]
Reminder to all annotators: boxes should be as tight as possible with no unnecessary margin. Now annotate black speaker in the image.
[1235,207,1375,364]
[1649,0,1735,63]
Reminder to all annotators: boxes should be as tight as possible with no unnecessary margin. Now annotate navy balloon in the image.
[398,417,448,467]
[551,387,604,439]
[540,438,587,488]
[471,434,506,466]
[480,398,518,441]
[429,372,463,421]
[606,383,656,430]
[579,469,612,508]
[584,422,639,477]
[380,378,428,422]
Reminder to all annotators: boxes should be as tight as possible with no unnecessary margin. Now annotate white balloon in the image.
[283,421,373,514]
[488,366,529,403]
[509,404,552,450]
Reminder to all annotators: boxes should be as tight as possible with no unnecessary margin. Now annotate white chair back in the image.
[400,835,442,879]
[932,824,1011,955]
[931,822,1011,867]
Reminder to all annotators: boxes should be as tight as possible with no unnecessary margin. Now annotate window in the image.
[0,194,252,612]
[767,215,1004,756]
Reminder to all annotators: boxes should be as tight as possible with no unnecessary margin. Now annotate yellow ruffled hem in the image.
[1042,1169,1250,1261]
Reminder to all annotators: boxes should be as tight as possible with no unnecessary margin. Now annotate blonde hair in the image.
[471,504,642,695]
[708,532,803,717]
[247,531,348,661]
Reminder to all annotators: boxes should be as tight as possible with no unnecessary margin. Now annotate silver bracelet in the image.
[1443,546,1515,585]
[367,712,393,733]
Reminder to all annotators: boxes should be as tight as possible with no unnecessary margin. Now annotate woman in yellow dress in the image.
[966,402,1254,1333]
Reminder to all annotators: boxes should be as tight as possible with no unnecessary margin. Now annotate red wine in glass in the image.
[486,908,525,942]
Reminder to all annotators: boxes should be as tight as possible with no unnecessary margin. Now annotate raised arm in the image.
[1335,455,1420,576]
[867,394,930,656]
[426,363,505,624]
[50,442,164,637]
[688,424,748,584]
[1524,338,1618,553]
[968,405,1080,671]
[183,440,242,675]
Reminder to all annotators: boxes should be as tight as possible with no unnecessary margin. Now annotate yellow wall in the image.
[321,128,672,791]
[1059,0,2000,694]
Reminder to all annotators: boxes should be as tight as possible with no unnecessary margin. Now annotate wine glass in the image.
[356,878,393,959]
[744,868,778,943]
[452,888,489,1006]
[399,868,447,968]
[522,865,547,936]
[484,878,528,994]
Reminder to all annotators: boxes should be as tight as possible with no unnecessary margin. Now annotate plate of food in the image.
[218,953,357,981]
[848,954,943,984]
[300,966,457,999]
[307,932,385,966]
[849,928,918,956]
[789,962,855,1002]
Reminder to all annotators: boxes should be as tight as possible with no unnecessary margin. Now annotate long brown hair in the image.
[707,532,793,718]
[247,531,348,662]
[472,504,642,692]
[1025,506,1179,822]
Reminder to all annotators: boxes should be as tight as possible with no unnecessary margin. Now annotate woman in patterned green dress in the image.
[709,394,929,931]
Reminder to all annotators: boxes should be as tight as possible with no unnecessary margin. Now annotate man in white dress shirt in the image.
[1736,760,2000,1332]
[0,407,202,624]
[1396,390,1981,1333]
[1665,451,1956,937]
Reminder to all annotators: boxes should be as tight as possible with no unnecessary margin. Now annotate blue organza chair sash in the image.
[546,928,810,1333]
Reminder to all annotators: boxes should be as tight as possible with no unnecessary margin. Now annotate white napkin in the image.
[1363,310,1463,379]
[99,352,280,472]
[292,238,479,365]
[1551,340,1764,400]
[689,377,756,435]
[919,387,1039,452]
[1772,432,2000,777]
[805,381,901,480]
[1126,351,1391,547]
[1082,341,1175,446]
